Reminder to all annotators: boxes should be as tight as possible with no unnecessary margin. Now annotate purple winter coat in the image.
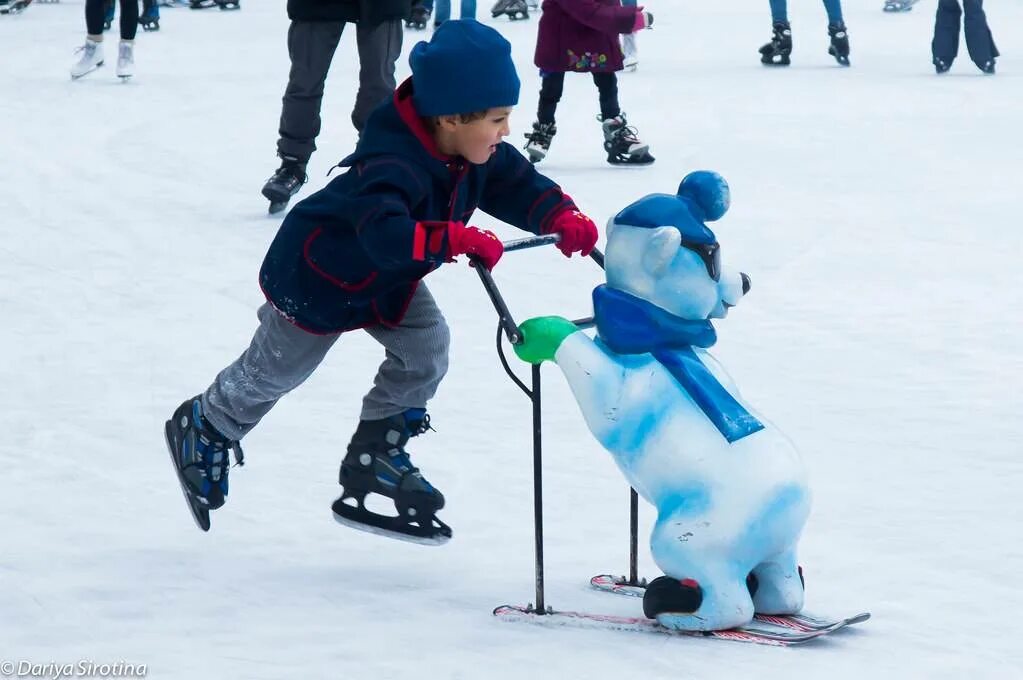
[534,0,640,73]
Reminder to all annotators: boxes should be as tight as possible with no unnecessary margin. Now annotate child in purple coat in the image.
[523,0,655,166]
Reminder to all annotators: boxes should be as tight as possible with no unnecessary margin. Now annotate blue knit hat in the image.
[409,20,520,116]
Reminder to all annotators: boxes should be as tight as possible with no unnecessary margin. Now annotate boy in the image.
[165,20,599,545]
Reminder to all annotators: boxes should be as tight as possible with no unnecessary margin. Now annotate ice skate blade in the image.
[164,421,212,532]
[71,62,104,80]
[268,200,289,215]
[332,510,451,546]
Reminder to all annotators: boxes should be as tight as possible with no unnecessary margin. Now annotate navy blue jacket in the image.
[259,79,577,334]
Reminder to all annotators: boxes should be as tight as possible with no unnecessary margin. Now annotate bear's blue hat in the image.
[613,171,731,244]
[410,20,521,117]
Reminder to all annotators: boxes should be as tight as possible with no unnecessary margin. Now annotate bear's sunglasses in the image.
[680,239,721,281]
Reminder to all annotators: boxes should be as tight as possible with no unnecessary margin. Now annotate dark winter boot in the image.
[333,409,451,545]
[828,22,851,66]
[164,396,244,532]
[642,576,704,619]
[759,21,792,66]
[933,56,952,74]
[261,155,307,214]
[523,121,556,164]
[601,113,655,166]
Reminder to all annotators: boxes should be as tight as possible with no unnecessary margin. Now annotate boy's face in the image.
[436,107,513,165]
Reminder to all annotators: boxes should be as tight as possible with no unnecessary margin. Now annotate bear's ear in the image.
[641,226,681,277]
[677,171,730,222]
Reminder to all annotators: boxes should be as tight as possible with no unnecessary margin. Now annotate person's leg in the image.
[931,0,963,64]
[537,71,565,124]
[352,18,402,134]
[276,20,345,164]
[821,0,843,24]
[433,0,450,24]
[84,0,105,37]
[118,0,138,40]
[962,0,997,67]
[460,0,475,19]
[202,303,342,441]
[360,285,450,420]
[592,71,621,121]
[768,0,787,23]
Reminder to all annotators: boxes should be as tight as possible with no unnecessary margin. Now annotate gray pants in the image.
[276,18,403,163]
[202,286,450,442]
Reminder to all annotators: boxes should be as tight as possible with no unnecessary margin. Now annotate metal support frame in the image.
[474,235,643,612]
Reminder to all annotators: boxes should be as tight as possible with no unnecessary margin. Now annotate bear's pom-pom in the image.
[677,171,730,222]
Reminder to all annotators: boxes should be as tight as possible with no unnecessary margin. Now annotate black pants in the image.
[932,0,998,67]
[86,0,138,40]
[276,19,403,164]
[537,71,620,125]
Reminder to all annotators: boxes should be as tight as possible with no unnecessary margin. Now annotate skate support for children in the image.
[471,234,644,614]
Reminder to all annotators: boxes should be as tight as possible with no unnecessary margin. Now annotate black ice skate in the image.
[164,396,244,532]
[139,2,160,31]
[828,22,850,67]
[0,0,33,15]
[883,0,918,12]
[523,121,556,164]
[933,57,952,74]
[190,0,237,9]
[332,409,451,546]
[405,4,430,29]
[759,21,792,66]
[492,0,528,20]
[261,155,307,215]
[601,114,655,166]
[103,0,114,29]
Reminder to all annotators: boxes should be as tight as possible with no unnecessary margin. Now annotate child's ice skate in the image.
[164,396,245,532]
[491,0,528,20]
[523,121,556,164]
[70,39,104,80]
[332,409,451,546]
[759,21,792,66]
[827,22,850,67]
[601,114,654,166]
[116,40,134,80]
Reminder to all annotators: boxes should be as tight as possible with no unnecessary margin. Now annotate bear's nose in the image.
[741,273,751,295]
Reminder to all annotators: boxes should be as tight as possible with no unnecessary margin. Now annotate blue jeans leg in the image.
[822,0,844,24]
[460,0,476,19]
[769,0,788,23]
[434,0,449,23]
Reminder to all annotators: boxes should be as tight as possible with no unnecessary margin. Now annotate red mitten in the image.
[448,222,504,271]
[545,209,599,258]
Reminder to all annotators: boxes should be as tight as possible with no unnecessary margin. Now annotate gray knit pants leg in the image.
[201,285,450,441]
[361,284,450,420]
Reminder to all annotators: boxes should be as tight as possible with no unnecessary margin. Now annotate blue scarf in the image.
[592,285,764,443]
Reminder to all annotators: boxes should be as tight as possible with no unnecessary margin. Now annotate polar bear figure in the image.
[514,172,811,631]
